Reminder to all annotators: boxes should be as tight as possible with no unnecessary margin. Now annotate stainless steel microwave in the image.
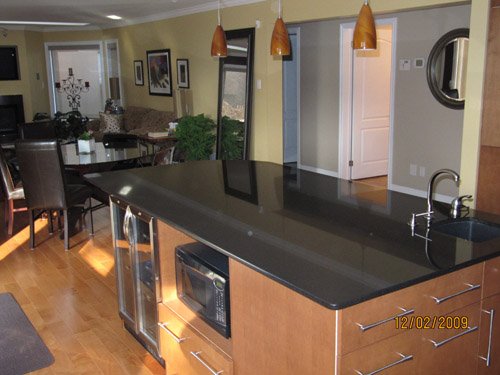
[175,242,230,338]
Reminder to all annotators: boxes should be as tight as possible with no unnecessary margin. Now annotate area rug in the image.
[0,293,54,374]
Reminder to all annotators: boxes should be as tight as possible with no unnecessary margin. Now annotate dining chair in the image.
[0,147,27,236]
[18,120,57,140]
[152,146,176,166]
[15,140,94,250]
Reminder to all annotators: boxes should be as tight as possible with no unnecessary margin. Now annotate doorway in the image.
[45,41,106,118]
[283,28,300,167]
[339,19,397,187]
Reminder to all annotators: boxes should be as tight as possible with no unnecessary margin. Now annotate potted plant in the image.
[77,130,95,153]
[175,114,216,160]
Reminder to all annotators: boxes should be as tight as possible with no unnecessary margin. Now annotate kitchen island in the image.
[86,160,500,374]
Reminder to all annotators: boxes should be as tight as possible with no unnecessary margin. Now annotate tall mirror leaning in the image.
[427,28,469,110]
[216,28,255,160]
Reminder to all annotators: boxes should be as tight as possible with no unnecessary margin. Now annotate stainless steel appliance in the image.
[175,242,230,338]
[110,196,163,364]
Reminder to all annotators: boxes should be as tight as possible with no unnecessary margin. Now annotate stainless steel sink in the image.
[432,218,500,243]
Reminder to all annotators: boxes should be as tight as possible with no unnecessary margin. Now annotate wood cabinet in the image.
[478,291,500,374]
[477,257,500,374]
[417,302,481,375]
[156,219,500,374]
[158,304,233,375]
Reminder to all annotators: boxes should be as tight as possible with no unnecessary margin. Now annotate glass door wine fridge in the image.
[110,196,163,365]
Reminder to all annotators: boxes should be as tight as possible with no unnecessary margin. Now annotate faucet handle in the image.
[450,195,472,218]
[451,195,472,208]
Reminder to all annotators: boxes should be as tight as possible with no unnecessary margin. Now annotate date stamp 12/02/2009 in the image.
[395,315,469,330]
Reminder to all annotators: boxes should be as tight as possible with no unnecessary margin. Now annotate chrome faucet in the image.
[426,169,460,216]
[409,168,461,231]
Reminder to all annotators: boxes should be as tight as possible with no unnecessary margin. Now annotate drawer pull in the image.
[430,283,480,304]
[429,326,478,348]
[190,351,223,374]
[356,308,415,332]
[479,309,495,367]
[158,322,186,344]
[355,352,413,375]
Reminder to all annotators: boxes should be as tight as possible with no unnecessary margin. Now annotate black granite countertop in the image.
[85,161,500,309]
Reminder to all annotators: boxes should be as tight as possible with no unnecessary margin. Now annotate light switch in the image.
[399,59,411,71]
[256,79,262,90]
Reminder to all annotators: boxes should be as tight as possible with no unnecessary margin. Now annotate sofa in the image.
[88,106,176,142]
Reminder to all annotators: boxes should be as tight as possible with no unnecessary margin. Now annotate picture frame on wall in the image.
[146,49,172,96]
[134,60,144,86]
[177,59,190,89]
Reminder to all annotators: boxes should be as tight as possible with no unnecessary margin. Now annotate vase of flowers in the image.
[77,131,95,153]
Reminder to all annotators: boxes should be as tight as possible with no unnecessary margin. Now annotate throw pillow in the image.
[99,113,124,133]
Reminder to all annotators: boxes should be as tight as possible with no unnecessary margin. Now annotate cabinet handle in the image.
[190,351,224,375]
[355,352,413,375]
[479,309,495,367]
[158,322,186,344]
[430,283,480,304]
[429,326,478,348]
[356,308,415,332]
[123,206,132,244]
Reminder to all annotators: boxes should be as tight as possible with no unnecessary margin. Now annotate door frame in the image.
[282,27,301,167]
[338,18,397,186]
[45,40,106,117]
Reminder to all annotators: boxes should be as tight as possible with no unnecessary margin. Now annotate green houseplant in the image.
[176,114,216,160]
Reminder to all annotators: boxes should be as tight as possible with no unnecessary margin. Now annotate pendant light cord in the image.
[278,0,282,19]
[218,0,221,25]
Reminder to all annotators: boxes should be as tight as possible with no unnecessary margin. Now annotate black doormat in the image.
[0,293,54,374]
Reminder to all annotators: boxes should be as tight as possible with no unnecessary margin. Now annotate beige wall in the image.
[5,0,487,200]
[0,29,50,121]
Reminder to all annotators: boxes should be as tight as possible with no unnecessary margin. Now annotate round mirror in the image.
[427,28,469,109]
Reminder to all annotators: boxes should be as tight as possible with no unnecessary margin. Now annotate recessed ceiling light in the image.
[106,15,122,20]
[0,21,90,26]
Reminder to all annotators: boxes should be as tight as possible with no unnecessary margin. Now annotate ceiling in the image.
[0,0,264,30]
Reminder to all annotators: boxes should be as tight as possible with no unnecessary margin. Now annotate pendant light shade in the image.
[211,0,227,57]
[353,0,377,50]
[270,0,290,56]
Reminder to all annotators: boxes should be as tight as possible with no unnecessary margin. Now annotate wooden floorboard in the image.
[0,199,164,375]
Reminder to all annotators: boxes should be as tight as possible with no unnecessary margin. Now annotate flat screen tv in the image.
[0,47,20,81]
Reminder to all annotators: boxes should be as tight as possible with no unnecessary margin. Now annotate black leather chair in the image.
[15,140,94,250]
[18,120,57,140]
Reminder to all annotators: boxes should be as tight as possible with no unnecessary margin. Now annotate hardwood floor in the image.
[0,200,164,375]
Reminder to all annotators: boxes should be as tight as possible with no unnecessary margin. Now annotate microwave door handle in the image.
[180,259,224,283]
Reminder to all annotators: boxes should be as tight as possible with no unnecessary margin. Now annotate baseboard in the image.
[299,164,339,177]
[390,184,454,203]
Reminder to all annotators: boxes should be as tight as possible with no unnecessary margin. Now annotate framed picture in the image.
[146,49,172,96]
[134,60,144,86]
[177,59,190,89]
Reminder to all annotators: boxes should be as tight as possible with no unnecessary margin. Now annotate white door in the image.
[351,25,392,180]
[283,32,299,164]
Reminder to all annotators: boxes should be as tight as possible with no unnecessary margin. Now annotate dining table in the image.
[60,141,153,175]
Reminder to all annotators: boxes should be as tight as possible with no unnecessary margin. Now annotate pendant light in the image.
[211,0,227,57]
[353,0,377,50]
[270,0,290,56]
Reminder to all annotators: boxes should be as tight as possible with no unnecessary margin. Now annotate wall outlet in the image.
[419,166,426,177]
[410,164,417,176]
[414,58,425,69]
